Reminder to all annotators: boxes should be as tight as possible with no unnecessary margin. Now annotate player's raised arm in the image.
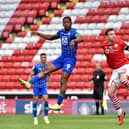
[70,35,83,49]
[31,31,59,40]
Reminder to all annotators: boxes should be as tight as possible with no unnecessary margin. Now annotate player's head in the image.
[96,62,101,70]
[40,53,47,64]
[63,16,72,31]
[105,28,116,43]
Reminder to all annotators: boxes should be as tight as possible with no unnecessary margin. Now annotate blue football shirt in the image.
[56,28,80,57]
[32,63,48,88]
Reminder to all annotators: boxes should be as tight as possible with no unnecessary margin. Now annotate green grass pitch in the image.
[0,115,128,129]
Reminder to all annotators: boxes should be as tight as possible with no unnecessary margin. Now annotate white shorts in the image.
[109,64,129,87]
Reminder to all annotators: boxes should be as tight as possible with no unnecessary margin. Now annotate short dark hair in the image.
[63,16,72,23]
[105,28,114,35]
[40,53,46,56]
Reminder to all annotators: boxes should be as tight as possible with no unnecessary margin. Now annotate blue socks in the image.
[44,102,48,116]
[33,103,37,118]
[29,75,40,84]
[57,94,64,105]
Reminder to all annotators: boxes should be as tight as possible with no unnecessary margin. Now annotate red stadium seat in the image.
[17,68,25,75]
[5,37,14,43]
[10,75,19,81]
[117,95,125,100]
[6,82,15,89]
[31,25,39,31]
[39,2,50,10]
[18,31,27,37]
[13,50,21,56]
[0,68,8,75]
[67,2,75,9]
[26,44,34,50]
[1,56,9,62]
[17,56,26,62]
[50,2,58,9]
[55,10,63,17]
[39,9,46,16]
[42,17,51,24]
[4,25,13,33]
[2,31,10,38]
[9,56,18,62]
[7,68,16,75]
[13,62,21,68]
[27,17,34,24]
[2,75,10,81]
[32,3,40,10]
[4,62,13,68]
[0,62,4,68]
[0,82,7,89]
[14,24,22,31]
[75,17,85,24]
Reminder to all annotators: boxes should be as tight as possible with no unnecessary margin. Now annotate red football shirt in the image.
[102,37,129,69]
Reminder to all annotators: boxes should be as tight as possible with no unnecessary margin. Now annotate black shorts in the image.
[93,87,103,100]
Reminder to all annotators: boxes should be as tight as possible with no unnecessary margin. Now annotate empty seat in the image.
[39,9,46,16]
[50,2,58,9]
[14,24,22,31]
[27,17,34,24]
[55,10,63,17]
[2,31,9,38]
[42,17,51,24]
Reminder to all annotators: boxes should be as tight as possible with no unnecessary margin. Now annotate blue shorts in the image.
[52,56,76,74]
[33,86,48,97]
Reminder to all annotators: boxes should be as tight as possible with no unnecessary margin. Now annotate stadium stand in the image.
[0,0,129,99]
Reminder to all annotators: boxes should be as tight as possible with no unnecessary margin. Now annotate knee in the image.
[108,88,114,97]
[33,99,38,104]
[44,98,48,102]
[39,70,48,78]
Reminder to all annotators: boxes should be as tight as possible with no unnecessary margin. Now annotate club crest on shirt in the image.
[62,36,68,45]
[114,44,118,48]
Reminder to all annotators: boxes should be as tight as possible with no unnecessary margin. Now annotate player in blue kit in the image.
[18,16,83,110]
[28,53,51,125]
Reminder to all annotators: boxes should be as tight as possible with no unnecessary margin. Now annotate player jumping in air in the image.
[18,16,83,110]
[28,53,51,125]
[102,28,129,125]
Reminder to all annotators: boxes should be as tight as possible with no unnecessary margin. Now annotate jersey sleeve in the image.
[32,65,36,73]
[74,29,80,38]
[103,72,107,81]
[120,39,127,49]
[55,30,61,38]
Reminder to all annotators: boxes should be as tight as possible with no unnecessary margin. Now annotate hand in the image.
[31,31,39,36]
[70,40,75,49]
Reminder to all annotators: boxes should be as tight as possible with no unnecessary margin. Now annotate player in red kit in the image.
[102,28,129,126]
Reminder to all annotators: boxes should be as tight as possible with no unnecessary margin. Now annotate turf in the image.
[0,115,128,129]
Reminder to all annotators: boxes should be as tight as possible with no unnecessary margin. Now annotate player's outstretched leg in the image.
[18,78,31,89]
[18,64,57,89]
[18,74,40,89]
